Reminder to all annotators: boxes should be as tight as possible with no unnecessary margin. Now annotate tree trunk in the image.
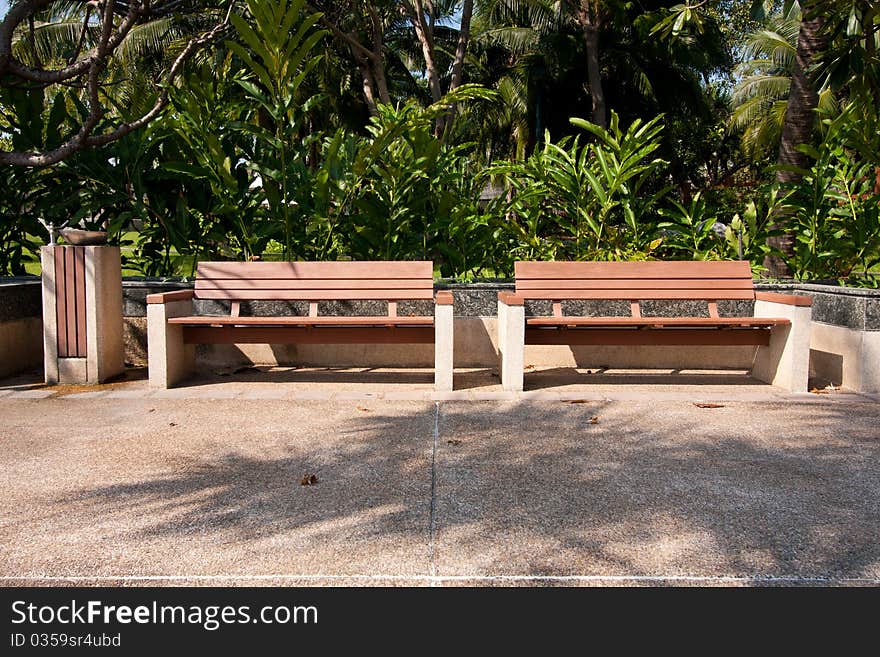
[312,5,391,111]
[437,0,474,138]
[765,5,828,277]
[579,5,606,129]
[410,0,443,104]
[367,5,391,105]
[354,52,379,115]
[449,0,473,93]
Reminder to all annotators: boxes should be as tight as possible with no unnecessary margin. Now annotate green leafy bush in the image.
[485,112,668,261]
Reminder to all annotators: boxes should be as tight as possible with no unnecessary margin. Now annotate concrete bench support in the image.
[498,292,525,392]
[434,292,454,391]
[147,262,453,390]
[752,292,813,393]
[147,290,196,388]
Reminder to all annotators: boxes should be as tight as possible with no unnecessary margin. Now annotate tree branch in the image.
[0,1,233,167]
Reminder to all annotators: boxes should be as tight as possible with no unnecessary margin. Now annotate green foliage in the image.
[0,167,43,276]
[781,109,880,283]
[1,0,879,286]
[658,192,724,260]
[226,0,327,259]
[724,190,782,272]
[300,86,503,277]
[485,112,668,261]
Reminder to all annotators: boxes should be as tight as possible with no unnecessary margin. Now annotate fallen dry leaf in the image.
[356,406,372,412]
[447,439,463,446]
[148,408,155,413]
[809,388,831,395]
[568,399,589,404]
[589,416,599,424]
[300,474,318,486]
[524,364,536,371]
[693,403,725,409]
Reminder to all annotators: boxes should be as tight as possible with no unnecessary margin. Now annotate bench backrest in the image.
[194,261,434,301]
[514,261,755,300]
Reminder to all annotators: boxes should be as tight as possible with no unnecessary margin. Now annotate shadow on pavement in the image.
[14,398,875,583]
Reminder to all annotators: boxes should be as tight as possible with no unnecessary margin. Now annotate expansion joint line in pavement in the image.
[4,575,879,585]
[429,402,440,581]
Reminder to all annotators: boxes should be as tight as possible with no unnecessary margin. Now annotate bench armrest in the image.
[146,290,195,305]
[498,291,524,306]
[754,291,812,307]
[435,291,454,306]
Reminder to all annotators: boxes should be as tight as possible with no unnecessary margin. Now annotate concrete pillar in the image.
[498,293,525,391]
[41,246,124,384]
[434,292,454,391]
[753,297,812,392]
[147,295,195,388]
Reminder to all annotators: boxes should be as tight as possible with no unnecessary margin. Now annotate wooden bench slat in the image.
[197,261,432,280]
[195,278,433,291]
[515,289,756,300]
[524,327,772,347]
[194,289,435,301]
[182,326,436,345]
[515,260,752,280]
[168,316,434,326]
[516,278,755,291]
[526,317,789,327]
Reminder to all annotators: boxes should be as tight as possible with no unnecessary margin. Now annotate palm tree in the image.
[0,0,231,166]
[730,4,837,161]
[766,0,829,276]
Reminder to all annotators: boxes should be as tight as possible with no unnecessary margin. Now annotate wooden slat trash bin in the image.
[497,260,812,392]
[147,261,454,390]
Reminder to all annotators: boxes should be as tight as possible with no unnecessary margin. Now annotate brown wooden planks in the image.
[182,325,436,345]
[754,291,813,306]
[197,261,432,280]
[54,247,68,358]
[526,316,788,327]
[51,247,89,358]
[146,290,195,304]
[194,289,434,301]
[516,278,754,290]
[192,261,435,301]
[513,288,755,300]
[169,315,434,326]
[195,278,433,291]
[74,247,87,357]
[64,248,78,357]
[525,327,771,346]
[515,260,752,280]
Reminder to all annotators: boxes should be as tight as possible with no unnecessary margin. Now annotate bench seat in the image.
[525,317,788,327]
[167,316,435,326]
[498,261,813,392]
[147,261,453,389]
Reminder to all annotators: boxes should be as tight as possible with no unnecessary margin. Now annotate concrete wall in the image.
[3,277,879,391]
[810,323,880,392]
[187,316,758,371]
[773,284,880,393]
[0,279,43,378]
[128,282,760,371]
[123,281,880,386]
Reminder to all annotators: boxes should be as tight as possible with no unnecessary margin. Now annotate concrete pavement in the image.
[0,369,878,586]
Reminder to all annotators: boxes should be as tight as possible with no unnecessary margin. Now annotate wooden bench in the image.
[497,261,812,392]
[146,261,453,390]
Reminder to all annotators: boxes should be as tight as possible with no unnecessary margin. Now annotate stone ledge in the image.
[0,278,41,322]
[2,277,879,331]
